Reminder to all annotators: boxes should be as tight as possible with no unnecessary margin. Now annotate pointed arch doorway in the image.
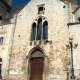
[30,50,44,80]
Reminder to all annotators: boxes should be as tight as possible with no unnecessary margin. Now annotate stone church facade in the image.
[0,0,80,80]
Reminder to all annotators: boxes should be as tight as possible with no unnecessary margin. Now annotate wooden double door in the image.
[31,57,44,80]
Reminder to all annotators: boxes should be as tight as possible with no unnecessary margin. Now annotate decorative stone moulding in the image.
[29,40,52,46]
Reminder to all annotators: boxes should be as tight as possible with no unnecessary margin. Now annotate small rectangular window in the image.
[0,37,4,44]
[38,4,45,14]
[39,7,43,12]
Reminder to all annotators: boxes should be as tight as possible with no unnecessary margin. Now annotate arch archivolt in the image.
[26,47,49,80]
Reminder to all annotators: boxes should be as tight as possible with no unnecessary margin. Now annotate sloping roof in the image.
[11,4,26,18]
[11,0,31,18]
[73,6,80,13]
[0,0,12,9]
[0,0,12,13]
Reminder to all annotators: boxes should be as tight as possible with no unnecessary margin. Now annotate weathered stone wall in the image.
[69,24,80,80]
[61,0,78,12]
[0,23,13,79]
[11,0,78,20]
[7,0,71,80]
[74,7,80,22]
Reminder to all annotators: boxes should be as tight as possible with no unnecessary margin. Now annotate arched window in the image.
[37,18,42,40]
[31,23,36,41]
[43,21,48,40]
[31,17,48,41]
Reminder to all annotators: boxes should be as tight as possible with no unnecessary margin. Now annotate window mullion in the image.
[41,19,44,40]
[35,22,38,40]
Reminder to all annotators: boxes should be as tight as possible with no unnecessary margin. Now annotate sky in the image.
[78,0,80,5]
[11,0,80,7]
[12,0,30,7]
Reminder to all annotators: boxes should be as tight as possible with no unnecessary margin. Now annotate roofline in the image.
[73,6,80,14]
[23,0,31,6]
[0,0,12,9]
[60,0,70,5]
[12,0,31,15]
[0,0,12,13]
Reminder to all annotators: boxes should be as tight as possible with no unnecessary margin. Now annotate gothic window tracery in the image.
[37,18,42,40]
[31,17,48,41]
[43,21,48,40]
[31,23,36,40]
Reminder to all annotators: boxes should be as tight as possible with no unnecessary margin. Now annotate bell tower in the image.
[0,0,12,20]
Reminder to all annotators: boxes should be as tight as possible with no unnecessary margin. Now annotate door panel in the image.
[31,58,43,80]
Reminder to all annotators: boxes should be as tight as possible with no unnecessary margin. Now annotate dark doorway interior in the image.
[31,57,44,80]
[0,64,2,79]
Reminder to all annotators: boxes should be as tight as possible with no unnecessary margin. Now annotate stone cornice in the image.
[73,6,80,14]
[67,22,80,26]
